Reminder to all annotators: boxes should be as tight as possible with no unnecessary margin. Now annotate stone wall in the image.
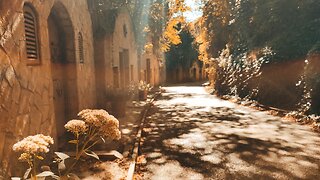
[110,9,139,87]
[95,9,140,109]
[257,59,305,109]
[254,54,320,111]
[189,61,203,81]
[0,0,96,177]
[140,52,161,86]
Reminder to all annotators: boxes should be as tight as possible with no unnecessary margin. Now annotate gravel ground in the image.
[139,85,320,180]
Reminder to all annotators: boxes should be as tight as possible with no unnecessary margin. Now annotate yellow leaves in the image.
[144,42,154,53]
[160,42,171,52]
[195,24,210,63]
[168,0,191,16]
[160,16,185,52]
[68,140,78,144]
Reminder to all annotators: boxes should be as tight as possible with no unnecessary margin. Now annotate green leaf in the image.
[55,152,70,160]
[23,168,31,179]
[100,136,106,143]
[67,173,81,180]
[51,175,60,180]
[68,140,78,144]
[58,160,66,170]
[11,177,21,180]
[110,150,123,159]
[37,171,54,177]
[85,150,99,160]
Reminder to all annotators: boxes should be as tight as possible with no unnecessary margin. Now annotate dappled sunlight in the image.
[141,85,320,179]
[144,161,205,180]
[158,86,237,110]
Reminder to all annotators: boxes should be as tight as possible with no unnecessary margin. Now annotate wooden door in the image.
[48,15,66,139]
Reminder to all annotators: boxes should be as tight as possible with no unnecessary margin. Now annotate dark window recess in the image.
[130,65,134,81]
[113,67,119,88]
[24,5,39,62]
[78,32,84,63]
[123,24,127,38]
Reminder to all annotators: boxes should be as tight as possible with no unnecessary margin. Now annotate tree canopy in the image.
[87,0,191,56]
[198,0,320,62]
[166,26,199,71]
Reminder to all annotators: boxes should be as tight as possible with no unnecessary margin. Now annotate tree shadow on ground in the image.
[140,87,320,180]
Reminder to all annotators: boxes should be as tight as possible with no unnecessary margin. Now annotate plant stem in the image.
[32,155,37,180]
[76,133,79,156]
[64,158,78,176]
[84,139,100,152]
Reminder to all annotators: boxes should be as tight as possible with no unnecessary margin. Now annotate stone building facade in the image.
[94,9,139,108]
[140,47,162,86]
[0,0,95,177]
[0,1,164,177]
[189,61,204,81]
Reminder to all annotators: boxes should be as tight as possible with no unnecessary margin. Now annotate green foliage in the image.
[166,27,199,71]
[201,0,320,62]
[199,0,320,113]
[88,0,168,53]
[88,0,192,56]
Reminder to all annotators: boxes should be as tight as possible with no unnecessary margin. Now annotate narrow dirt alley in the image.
[139,86,320,180]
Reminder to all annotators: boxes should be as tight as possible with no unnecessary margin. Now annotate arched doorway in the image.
[48,2,78,146]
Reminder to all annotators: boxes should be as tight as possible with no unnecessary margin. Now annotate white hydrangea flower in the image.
[77,109,121,140]
[12,134,54,155]
[64,119,87,134]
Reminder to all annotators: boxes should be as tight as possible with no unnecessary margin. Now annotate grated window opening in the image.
[78,32,84,63]
[23,5,40,63]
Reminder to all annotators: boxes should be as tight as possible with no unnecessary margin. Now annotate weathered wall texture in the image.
[95,9,139,108]
[167,63,205,84]
[110,10,139,87]
[255,54,320,110]
[189,61,204,81]
[140,51,161,86]
[139,34,163,86]
[0,0,96,177]
[257,59,305,109]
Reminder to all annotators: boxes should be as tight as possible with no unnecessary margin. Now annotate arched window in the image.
[78,32,84,63]
[23,4,40,64]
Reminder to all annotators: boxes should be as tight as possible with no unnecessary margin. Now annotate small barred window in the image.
[123,24,127,38]
[78,32,84,63]
[23,4,40,64]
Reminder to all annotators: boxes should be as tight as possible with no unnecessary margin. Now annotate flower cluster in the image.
[64,119,87,134]
[18,153,32,162]
[77,109,121,140]
[138,80,152,91]
[12,134,54,161]
[99,114,121,140]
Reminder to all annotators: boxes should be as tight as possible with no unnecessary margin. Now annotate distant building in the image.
[189,61,204,81]
[94,8,139,108]
[139,34,163,86]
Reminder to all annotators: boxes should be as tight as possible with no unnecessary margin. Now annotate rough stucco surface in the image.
[257,54,320,110]
[0,1,163,178]
[95,10,140,108]
[137,34,161,86]
[0,0,96,177]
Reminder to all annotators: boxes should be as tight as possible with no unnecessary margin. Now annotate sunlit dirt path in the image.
[139,85,320,180]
